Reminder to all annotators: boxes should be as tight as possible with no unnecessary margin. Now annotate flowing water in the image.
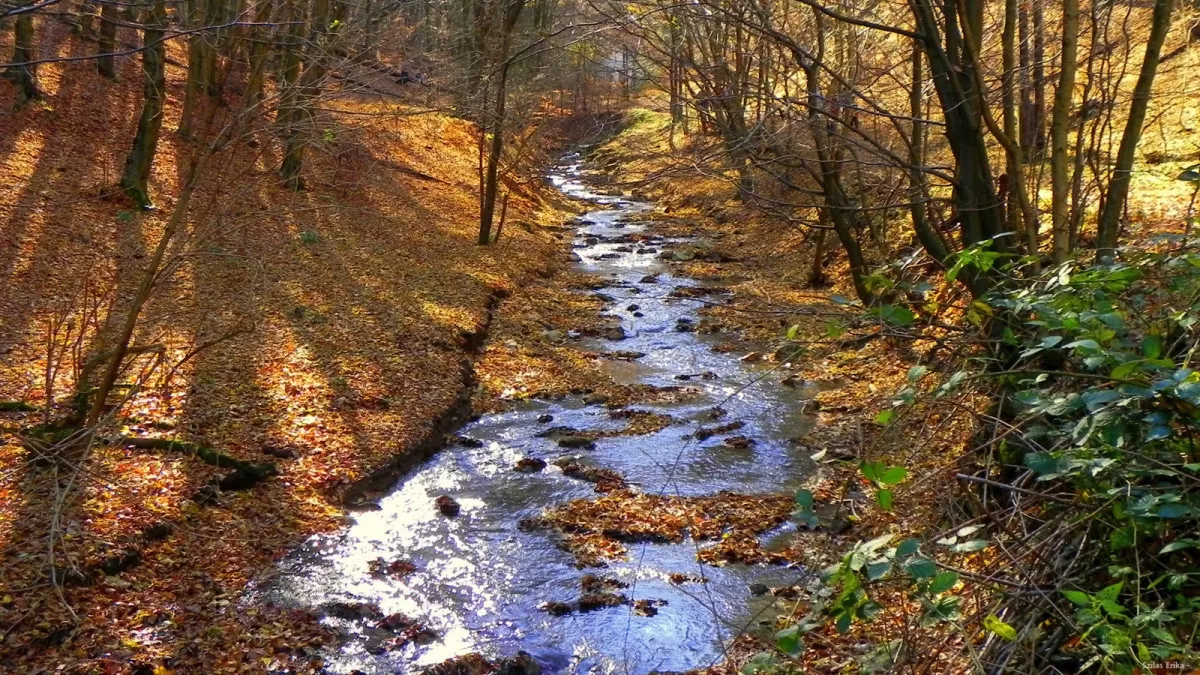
[255,156,822,674]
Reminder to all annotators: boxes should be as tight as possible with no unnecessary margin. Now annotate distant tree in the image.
[96,0,117,78]
[279,0,331,188]
[120,0,168,208]
[1096,0,1175,260]
[477,0,525,245]
[9,1,40,101]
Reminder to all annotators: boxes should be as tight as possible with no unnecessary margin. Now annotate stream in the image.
[254,155,822,674]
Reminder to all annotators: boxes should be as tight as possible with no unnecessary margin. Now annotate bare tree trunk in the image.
[280,0,329,188]
[909,0,1008,265]
[669,11,684,129]
[1050,0,1079,262]
[79,1,95,39]
[807,222,828,287]
[908,43,950,267]
[201,0,222,97]
[477,0,524,245]
[243,0,273,108]
[478,60,511,244]
[1096,0,1174,260]
[11,3,39,102]
[120,0,167,208]
[277,1,306,188]
[86,160,205,426]
[1003,0,1028,254]
[1019,0,1035,157]
[1069,1,1103,249]
[1033,0,1046,157]
[800,55,874,304]
[1051,0,1080,261]
[97,0,117,78]
[179,0,206,137]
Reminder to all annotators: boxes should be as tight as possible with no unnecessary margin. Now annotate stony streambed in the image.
[252,155,823,674]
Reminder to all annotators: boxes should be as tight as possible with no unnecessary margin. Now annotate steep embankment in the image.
[0,22,575,674]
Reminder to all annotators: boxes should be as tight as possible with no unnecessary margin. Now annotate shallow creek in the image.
[255,156,822,674]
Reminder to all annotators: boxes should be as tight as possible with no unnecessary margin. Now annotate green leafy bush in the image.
[760,245,1200,674]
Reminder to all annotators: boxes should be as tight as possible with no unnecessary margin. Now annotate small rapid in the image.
[253,155,821,674]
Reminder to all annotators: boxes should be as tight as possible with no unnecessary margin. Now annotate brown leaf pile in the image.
[532,490,793,566]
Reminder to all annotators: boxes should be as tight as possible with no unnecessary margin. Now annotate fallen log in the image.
[119,436,278,489]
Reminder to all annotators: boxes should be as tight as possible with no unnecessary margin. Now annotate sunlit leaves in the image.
[950,539,988,554]
[860,461,906,511]
[903,557,937,579]
[774,625,803,656]
[984,615,1018,641]
[927,571,958,594]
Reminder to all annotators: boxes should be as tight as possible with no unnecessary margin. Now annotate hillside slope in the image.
[0,21,574,673]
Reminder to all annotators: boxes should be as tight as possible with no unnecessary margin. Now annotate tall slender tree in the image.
[120,0,168,208]
[97,0,117,78]
[10,1,40,101]
[1096,0,1175,259]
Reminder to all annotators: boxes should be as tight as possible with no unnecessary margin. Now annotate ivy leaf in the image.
[860,461,884,482]
[895,538,921,559]
[880,467,908,485]
[1096,581,1123,603]
[1080,389,1121,412]
[835,611,853,634]
[774,626,803,655]
[793,489,814,510]
[741,652,777,675]
[1160,539,1197,554]
[1025,452,1059,476]
[876,304,916,327]
[1146,425,1172,441]
[1062,589,1091,607]
[876,488,894,511]
[1176,166,1200,182]
[927,571,958,594]
[1155,503,1192,519]
[866,561,892,581]
[1109,526,1135,551]
[874,410,895,426]
[904,557,937,579]
[1111,361,1140,380]
[856,600,883,621]
[1142,335,1163,359]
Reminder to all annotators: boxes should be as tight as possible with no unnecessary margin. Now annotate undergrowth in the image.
[758,239,1200,674]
